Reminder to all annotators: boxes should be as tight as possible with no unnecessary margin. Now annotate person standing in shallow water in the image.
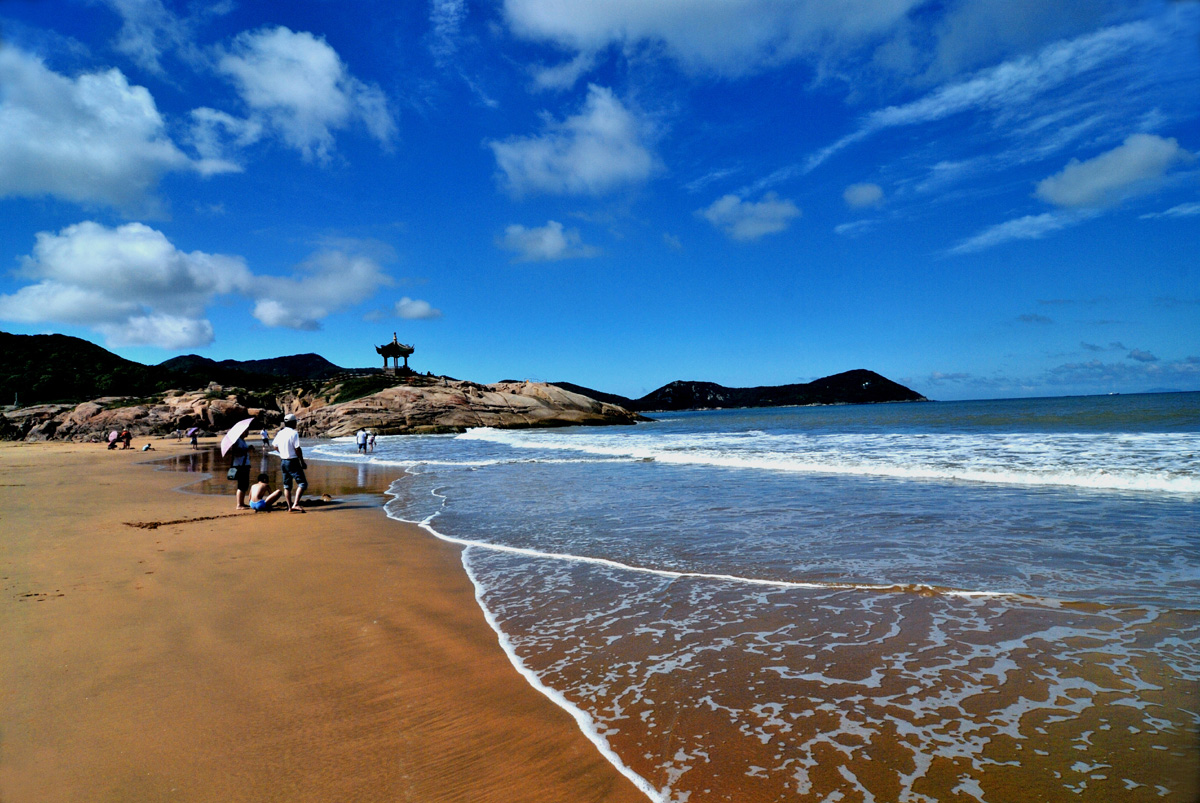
[229,433,252,510]
[271,413,308,513]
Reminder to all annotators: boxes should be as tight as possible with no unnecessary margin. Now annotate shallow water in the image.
[308,393,1199,801]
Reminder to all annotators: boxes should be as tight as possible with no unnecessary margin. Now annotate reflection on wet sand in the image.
[153,446,400,504]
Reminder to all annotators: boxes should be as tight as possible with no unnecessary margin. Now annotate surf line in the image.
[401,513,1015,601]
[457,548,668,803]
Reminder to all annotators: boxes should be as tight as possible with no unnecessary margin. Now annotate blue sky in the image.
[0,0,1197,400]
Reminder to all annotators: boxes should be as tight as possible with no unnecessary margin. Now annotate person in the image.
[120,428,132,449]
[260,428,270,448]
[356,428,368,454]
[107,436,119,450]
[247,473,284,512]
[141,443,155,451]
[174,429,183,442]
[190,430,199,450]
[229,432,253,510]
[367,432,376,452]
[271,413,308,513]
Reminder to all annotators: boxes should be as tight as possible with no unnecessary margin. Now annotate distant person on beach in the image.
[260,428,270,448]
[142,443,154,451]
[190,430,199,450]
[174,429,182,442]
[229,433,252,510]
[120,429,131,449]
[356,428,368,454]
[247,473,284,512]
[368,432,376,452]
[271,413,308,513]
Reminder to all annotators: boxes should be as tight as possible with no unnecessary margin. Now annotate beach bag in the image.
[227,467,239,481]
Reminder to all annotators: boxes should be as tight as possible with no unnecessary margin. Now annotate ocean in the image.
[307,392,1200,802]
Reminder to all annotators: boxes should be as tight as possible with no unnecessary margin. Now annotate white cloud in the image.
[488,85,657,196]
[215,26,396,162]
[834,219,876,237]
[100,314,216,349]
[698,193,800,241]
[918,0,1118,82]
[1140,201,1200,220]
[0,221,251,348]
[1035,134,1194,208]
[429,0,467,64]
[843,182,884,208]
[395,297,442,320]
[251,250,391,330]
[0,47,221,211]
[498,220,600,261]
[805,17,1165,173]
[187,107,263,174]
[530,51,599,92]
[0,222,393,347]
[502,0,922,76]
[948,210,1096,254]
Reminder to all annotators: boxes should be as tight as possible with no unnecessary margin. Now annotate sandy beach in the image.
[0,439,646,803]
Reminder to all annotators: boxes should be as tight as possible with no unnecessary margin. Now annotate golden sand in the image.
[0,439,645,802]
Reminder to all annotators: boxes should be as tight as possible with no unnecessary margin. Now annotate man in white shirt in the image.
[271,413,308,513]
[356,428,368,454]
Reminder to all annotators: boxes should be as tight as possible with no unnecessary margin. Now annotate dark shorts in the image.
[234,464,250,492]
[281,458,307,490]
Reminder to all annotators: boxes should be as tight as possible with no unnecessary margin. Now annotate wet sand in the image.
[0,439,646,803]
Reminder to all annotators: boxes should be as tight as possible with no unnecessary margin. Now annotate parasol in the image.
[186,426,199,436]
[220,418,255,456]
[108,430,119,442]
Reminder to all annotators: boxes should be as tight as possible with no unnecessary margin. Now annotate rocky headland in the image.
[1,331,927,443]
[1,377,646,443]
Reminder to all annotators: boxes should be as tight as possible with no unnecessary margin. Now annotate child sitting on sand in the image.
[247,473,284,512]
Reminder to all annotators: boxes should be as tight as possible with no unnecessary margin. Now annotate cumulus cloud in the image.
[698,193,800,241]
[0,221,250,348]
[502,0,922,76]
[0,47,225,212]
[498,220,600,261]
[394,297,442,320]
[215,26,396,162]
[488,85,657,196]
[0,222,395,347]
[251,249,391,330]
[843,182,883,208]
[1036,134,1193,208]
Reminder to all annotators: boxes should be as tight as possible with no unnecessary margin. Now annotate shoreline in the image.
[0,438,647,802]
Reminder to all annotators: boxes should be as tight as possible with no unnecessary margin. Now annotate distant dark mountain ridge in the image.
[158,353,344,381]
[3,331,926,411]
[2,332,353,405]
[555,370,927,412]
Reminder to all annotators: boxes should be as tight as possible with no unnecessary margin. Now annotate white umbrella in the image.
[220,418,255,456]
[108,430,119,442]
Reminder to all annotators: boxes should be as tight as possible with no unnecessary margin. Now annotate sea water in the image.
[309,392,1200,802]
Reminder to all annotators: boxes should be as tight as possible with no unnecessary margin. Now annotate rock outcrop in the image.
[1,379,645,442]
[300,379,645,437]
